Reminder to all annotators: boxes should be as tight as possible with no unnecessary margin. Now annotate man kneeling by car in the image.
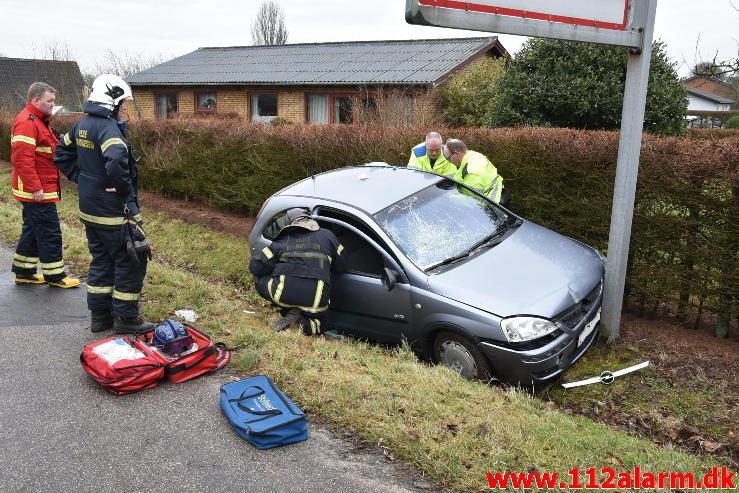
[249,208,346,335]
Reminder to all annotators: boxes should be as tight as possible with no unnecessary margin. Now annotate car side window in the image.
[262,211,288,240]
[316,208,396,278]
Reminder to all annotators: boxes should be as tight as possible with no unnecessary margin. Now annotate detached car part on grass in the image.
[561,361,650,388]
[249,165,605,386]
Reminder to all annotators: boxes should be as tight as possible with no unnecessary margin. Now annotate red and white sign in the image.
[407,0,644,48]
[418,0,631,31]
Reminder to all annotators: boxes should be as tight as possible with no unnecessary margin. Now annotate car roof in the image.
[276,165,445,214]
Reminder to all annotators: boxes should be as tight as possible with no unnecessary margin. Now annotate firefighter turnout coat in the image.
[10,104,60,203]
[54,101,141,227]
[249,226,346,314]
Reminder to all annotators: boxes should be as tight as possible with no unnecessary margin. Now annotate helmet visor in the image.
[161,334,194,355]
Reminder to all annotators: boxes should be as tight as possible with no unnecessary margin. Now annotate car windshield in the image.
[374,182,512,270]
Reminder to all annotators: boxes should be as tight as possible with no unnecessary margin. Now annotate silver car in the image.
[249,165,604,385]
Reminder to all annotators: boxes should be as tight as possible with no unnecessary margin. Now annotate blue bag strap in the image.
[229,386,282,416]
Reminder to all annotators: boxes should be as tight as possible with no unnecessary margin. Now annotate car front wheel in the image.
[433,331,494,381]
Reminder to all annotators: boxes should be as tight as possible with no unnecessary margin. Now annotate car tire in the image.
[433,331,494,381]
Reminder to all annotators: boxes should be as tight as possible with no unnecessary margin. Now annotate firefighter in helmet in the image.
[54,74,154,334]
[249,208,346,335]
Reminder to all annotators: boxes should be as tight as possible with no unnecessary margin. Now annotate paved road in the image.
[0,244,434,493]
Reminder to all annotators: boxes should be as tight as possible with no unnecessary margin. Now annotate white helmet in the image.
[88,74,133,110]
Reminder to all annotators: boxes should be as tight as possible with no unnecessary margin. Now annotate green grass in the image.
[0,173,728,492]
[545,337,735,441]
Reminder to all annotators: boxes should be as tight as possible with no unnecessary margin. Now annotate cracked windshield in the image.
[375,182,510,270]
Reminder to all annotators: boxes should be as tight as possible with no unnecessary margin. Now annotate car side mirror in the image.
[381,268,398,291]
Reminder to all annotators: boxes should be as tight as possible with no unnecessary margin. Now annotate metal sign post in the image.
[406,0,660,340]
[602,0,658,341]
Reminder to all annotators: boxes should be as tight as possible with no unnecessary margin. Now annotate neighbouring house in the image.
[125,37,508,124]
[685,86,736,112]
[0,57,85,112]
[683,75,737,105]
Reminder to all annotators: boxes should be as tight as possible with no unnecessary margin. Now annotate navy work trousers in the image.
[85,225,147,318]
[254,274,327,335]
[12,202,67,282]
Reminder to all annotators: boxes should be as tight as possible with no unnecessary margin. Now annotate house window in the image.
[306,93,355,124]
[307,94,329,123]
[155,94,178,118]
[334,96,353,124]
[251,94,278,123]
[196,92,217,111]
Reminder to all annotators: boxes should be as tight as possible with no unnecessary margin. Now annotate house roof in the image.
[0,57,85,110]
[686,86,736,105]
[126,37,505,87]
[682,74,733,87]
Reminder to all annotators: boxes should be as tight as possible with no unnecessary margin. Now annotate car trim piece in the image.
[561,361,650,388]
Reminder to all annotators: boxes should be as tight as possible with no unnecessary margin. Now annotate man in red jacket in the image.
[10,82,79,288]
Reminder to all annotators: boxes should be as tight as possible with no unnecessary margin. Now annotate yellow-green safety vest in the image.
[407,142,456,176]
[453,150,504,203]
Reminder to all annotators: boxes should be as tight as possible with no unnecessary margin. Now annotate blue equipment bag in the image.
[220,375,309,449]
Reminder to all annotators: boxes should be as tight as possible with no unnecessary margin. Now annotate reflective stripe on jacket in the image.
[407,142,456,176]
[10,104,60,203]
[453,150,505,203]
[54,101,141,227]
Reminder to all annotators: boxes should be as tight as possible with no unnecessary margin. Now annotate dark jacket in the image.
[54,101,141,227]
[249,227,346,285]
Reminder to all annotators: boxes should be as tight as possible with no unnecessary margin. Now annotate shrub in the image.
[726,115,739,129]
[432,57,505,127]
[491,39,688,135]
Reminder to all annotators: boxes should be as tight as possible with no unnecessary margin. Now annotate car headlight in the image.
[500,317,559,343]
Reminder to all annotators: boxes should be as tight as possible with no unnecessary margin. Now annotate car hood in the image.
[427,221,604,318]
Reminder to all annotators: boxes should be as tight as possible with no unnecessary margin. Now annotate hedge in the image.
[1,116,737,331]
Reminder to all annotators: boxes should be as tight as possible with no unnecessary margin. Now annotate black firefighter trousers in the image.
[12,202,68,282]
[254,274,329,336]
[85,225,147,318]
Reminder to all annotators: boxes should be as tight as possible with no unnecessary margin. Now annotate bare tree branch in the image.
[251,1,288,46]
[40,40,76,61]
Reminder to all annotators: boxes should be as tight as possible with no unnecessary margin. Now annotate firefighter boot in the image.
[113,316,156,334]
[272,308,301,332]
[90,311,114,333]
[14,273,45,285]
[47,276,81,289]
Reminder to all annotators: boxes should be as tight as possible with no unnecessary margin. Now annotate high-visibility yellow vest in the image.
[407,142,456,176]
[453,150,504,203]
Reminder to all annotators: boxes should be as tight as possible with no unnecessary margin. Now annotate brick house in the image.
[125,37,507,124]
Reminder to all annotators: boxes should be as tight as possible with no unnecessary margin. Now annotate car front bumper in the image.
[478,306,601,386]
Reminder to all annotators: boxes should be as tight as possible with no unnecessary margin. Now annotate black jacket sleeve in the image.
[249,241,281,277]
[328,232,347,274]
[98,120,132,198]
[53,124,80,183]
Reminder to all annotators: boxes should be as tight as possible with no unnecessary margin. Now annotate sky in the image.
[0,0,736,77]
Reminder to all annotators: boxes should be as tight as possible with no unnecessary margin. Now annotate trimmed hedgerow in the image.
[131,121,739,332]
[1,117,737,331]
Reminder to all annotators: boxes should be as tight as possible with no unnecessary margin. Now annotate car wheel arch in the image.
[431,329,495,382]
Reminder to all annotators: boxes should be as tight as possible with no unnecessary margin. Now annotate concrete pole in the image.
[601,0,659,342]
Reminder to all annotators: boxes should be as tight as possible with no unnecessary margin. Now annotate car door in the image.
[315,211,412,344]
